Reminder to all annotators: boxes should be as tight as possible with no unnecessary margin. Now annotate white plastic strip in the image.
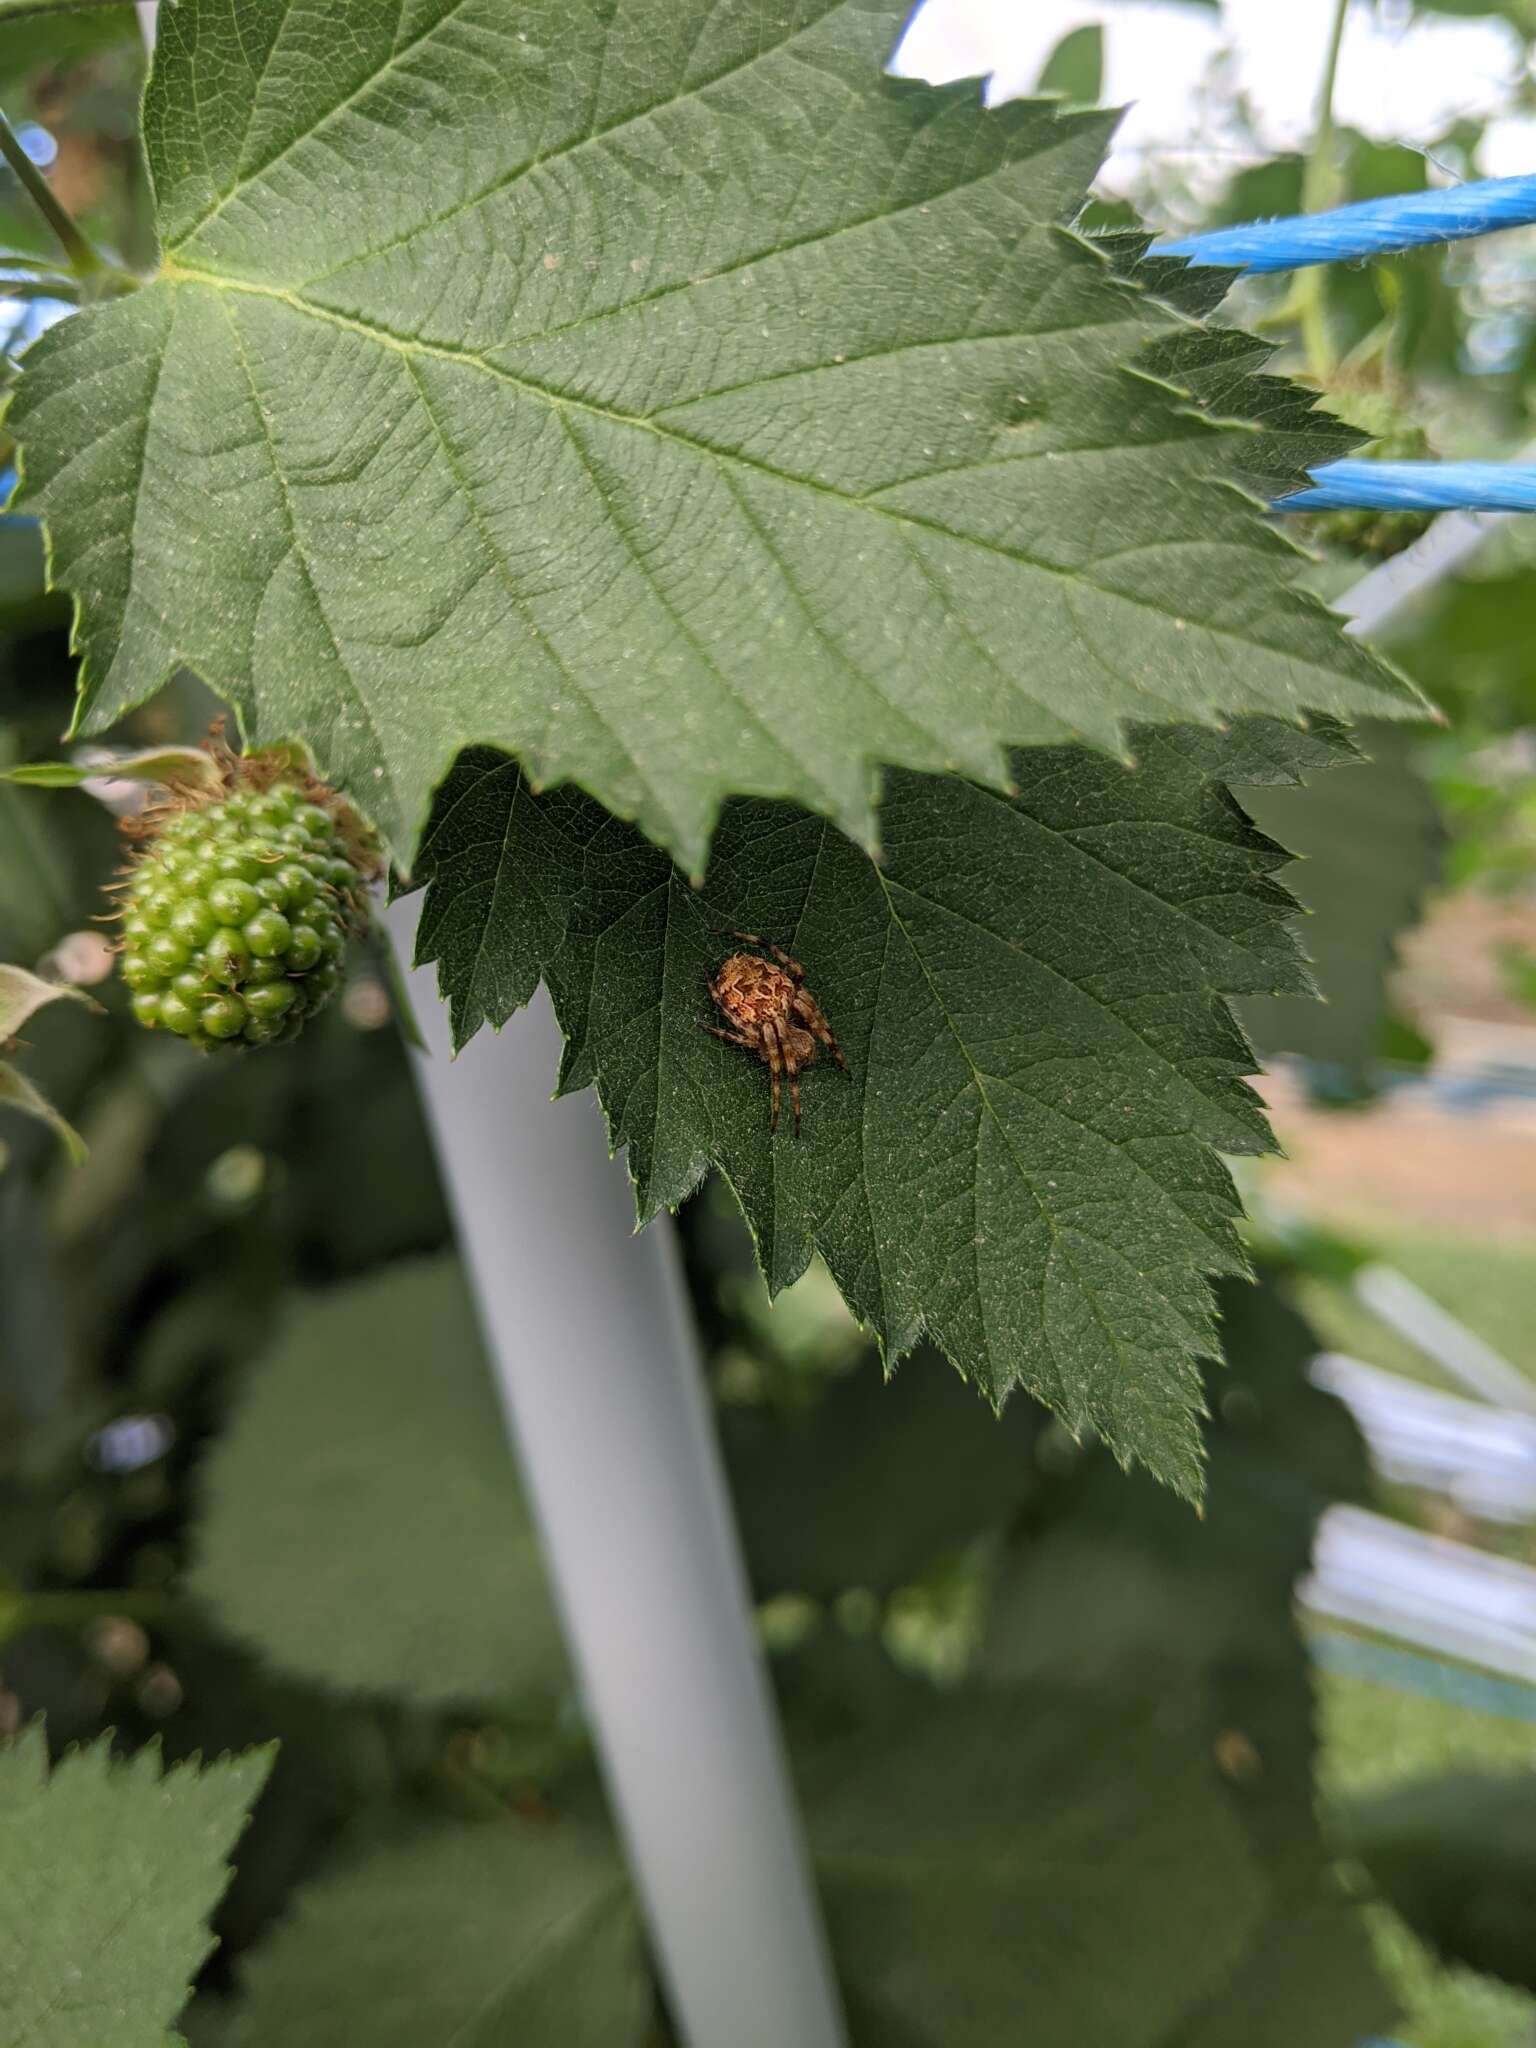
[1313,1352,1536,1522]
[1354,1263,1536,1415]
[1302,1502,1536,1683]
[386,900,848,2048]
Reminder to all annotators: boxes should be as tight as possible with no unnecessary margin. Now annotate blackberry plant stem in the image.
[0,109,107,286]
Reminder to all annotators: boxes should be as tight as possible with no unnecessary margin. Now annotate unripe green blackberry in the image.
[113,757,379,1051]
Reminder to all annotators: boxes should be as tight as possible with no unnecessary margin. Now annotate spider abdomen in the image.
[704,936,847,1138]
[711,953,799,1030]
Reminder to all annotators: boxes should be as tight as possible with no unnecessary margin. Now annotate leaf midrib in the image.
[156,261,1364,720]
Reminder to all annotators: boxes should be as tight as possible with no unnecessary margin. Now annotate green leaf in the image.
[0,747,223,793]
[0,0,135,23]
[6,0,1415,873]
[803,1676,1264,2045]
[1339,1770,1536,1996]
[415,719,1351,1495]
[0,1056,87,1162]
[1035,24,1104,104]
[0,968,97,1164]
[979,1274,1388,2047]
[724,1343,1044,1600]
[0,1723,272,2048]
[0,961,97,1039]
[217,1821,650,2048]
[1237,721,1443,1081]
[190,1259,567,1708]
[0,778,120,965]
[217,1681,1260,2048]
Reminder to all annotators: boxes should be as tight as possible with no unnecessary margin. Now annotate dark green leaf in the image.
[725,1344,1044,1600]
[980,1275,1388,2047]
[804,1676,1264,2046]
[0,1724,272,2048]
[0,778,119,967]
[416,720,1353,1495]
[218,1821,650,2048]
[1339,1770,1536,1995]
[7,0,1414,871]
[190,1259,567,1708]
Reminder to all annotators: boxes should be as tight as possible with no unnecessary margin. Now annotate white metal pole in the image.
[386,899,849,2048]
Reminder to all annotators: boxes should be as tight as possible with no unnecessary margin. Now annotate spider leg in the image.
[762,1019,785,1135]
[816,1022,849,1074]
[788,1070,802,1138]
[792,992,849,1075]
[702,1022,755,1050]
[719,929,805,983]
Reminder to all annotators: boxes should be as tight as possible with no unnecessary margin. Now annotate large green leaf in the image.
[190,1259,567,1708]
[724,1342,1044,1601]
[211,1680,1260,2048]
[979,1275,1389,2047]
[415,718,1349,1494]
[804,1678,1263,2046]
[6,0,1413,872]
[218,1821,650,2048]
[0,1724,272,2048]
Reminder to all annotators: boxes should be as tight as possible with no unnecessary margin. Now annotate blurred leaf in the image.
[0,1054,85,1161]
[0,1170,72,1428]
[1340,1770,1536,1996]
[979,1275,1387,2044]
[1167,1891,1397,2048]
[803,1675,1264,2046]
[1237,722,1443,1082]
[0,960,96,1037]
[0,964,98,1161]
[218,1820,650,2048]
[724,1346,1043,1601]
[1411,0,1536,20]
[0,745,222,792]
[0,2,137,50]
[1383,561,1536,735]
[140,1630,397,1959]
[1035,25,1103,103]
[416,719,1357,1502]
[0,513,58,636]
[190,1260,566,1709]
[0,1723,272,2048]
[0,776,120,965]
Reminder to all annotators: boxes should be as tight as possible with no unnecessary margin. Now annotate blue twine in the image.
[1156,173,1536,272]
[1275,460,1536,513]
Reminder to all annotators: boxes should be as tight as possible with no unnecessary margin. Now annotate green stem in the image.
[1299,0,1352,382]
[0,106,106,282]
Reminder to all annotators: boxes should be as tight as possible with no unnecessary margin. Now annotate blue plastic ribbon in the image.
[1156,173,1536,273]
[1276,460,1536,513]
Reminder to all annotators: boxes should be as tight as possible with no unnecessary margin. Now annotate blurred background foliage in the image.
[4,4,1536,2043]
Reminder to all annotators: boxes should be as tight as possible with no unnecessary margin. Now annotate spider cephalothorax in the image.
[705,932,847,1137]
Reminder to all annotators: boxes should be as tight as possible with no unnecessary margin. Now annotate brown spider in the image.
[705,931,847,1137]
